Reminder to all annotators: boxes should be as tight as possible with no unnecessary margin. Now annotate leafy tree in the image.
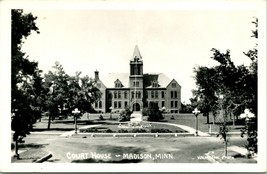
[67,71,102,115]
[193,18,258,156]
[119,106,132,121]
[43,61,70,129]
[240,18,258,155]
[147,102,164,121]
[11,9,41,159]
[44,63,102,128]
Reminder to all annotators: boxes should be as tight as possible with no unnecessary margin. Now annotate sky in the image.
[19,2,259,103]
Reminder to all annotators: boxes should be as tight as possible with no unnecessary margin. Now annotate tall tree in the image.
[43,61,70,129]
[193,18,258,155]
[11,9,41,159]
[44,62,102,129]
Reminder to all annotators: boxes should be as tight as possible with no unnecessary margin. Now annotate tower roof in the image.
[131,45,142,61]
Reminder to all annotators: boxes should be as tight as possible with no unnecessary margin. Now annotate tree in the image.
[11,9,41,159]
[43,61,70,129]
[43,63,102,129]
[147,102,164,121]
[241,18,258,156]
[119,106,132,121]
[193,18,258,156]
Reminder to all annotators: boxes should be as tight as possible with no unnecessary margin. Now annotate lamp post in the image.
[109,106,113,120]
[240,108,255,129]
[192,108,200,136]
[162,106,166,119]
[72,108,80,134]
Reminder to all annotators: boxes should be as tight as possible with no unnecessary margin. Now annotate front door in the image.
[132,103,140,111]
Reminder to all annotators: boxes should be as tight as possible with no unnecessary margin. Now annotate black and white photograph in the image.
[0,0,266,172]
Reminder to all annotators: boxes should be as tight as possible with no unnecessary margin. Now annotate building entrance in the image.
[132,103,140,111]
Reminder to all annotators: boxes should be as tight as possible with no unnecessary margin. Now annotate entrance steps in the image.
[130,111,142,122]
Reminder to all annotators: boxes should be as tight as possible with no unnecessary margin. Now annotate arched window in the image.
[132,91,135,98]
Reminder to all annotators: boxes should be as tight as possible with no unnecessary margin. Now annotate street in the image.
[15,133,248,163]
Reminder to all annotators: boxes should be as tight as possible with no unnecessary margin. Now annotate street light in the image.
[109,106,113,120]
[192,108,200,136]
[72,108,80,134]
[162,106,166,119]
[240,108,255,128]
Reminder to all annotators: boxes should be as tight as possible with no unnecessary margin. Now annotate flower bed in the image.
[79,122,188,133]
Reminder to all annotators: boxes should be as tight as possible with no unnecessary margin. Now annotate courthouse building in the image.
[93,46,181,113]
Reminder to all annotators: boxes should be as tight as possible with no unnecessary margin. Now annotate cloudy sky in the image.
[18,1,260,103]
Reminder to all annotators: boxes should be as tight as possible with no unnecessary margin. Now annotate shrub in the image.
[118,129,129,133]
[105,129,113,133]
[151,128,172,133]
[131,129,147,133]
[119,107,132,121]
[147,102,164,121]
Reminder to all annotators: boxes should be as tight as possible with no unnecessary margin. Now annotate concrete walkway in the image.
[143,121,210,136]
[130,111,142,122]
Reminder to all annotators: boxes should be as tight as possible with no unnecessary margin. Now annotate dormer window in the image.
[152,80,158,88]
[114,79,122,88]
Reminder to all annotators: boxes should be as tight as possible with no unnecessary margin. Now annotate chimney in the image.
[94,70,99,81]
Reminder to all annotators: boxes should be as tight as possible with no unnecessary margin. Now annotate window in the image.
[152,81,158,88]
[99,101,102,108]
[161,91,164,98]
[115,80,122,88]
[175,101,178,108]
[133,81,139,87]
[114,91,117,99]
[155,91,158,98]
[114,101,117,108]
[124,91,127,99]
[174,91,177,98]
[172,83,176,88]
[171,91,173,98]
[118,91,121,99]
[131,91,135,98]
[125,101,128,107]
[118,101,121,108]
[151,91,154,98]
[162,101,165,107]
[138,91,141,98]
[171,101,174,108]
[95,101,98,108]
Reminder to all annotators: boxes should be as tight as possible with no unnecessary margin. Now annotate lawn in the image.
[79,122,187,133]
[162,113,245,133]
[32,113,245,135]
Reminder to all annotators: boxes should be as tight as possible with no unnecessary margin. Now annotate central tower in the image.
[129,45,144,111]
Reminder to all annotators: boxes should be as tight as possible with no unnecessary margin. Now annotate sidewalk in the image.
[204,145,257,163]
[145,121,210,136]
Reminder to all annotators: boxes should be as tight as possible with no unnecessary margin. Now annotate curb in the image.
[76,132,195,137]
[34,153,53,163]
